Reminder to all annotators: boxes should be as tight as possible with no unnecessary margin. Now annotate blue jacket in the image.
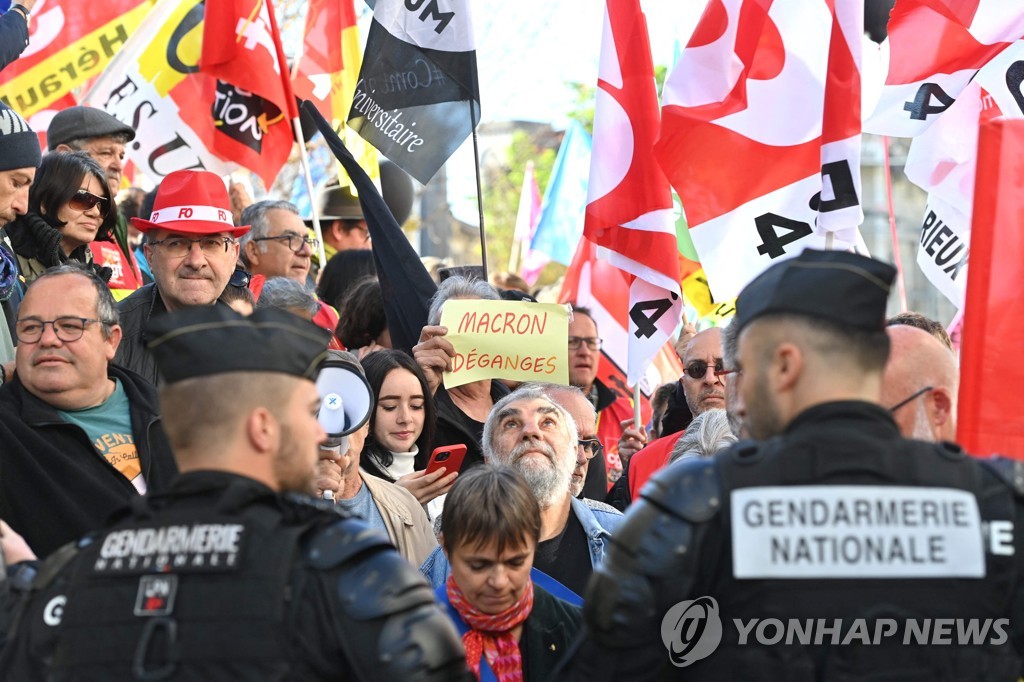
[420,496,623,598]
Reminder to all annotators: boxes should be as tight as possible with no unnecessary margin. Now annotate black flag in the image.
[347,0,479,184]
[303,100,438,355]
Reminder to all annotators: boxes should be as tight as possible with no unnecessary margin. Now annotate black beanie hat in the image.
[0,102,41,172]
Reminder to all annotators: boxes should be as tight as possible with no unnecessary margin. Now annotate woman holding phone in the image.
[360,350,458,518]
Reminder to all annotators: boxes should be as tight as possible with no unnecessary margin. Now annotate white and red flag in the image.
[585,0,681,386]
[200,0,296,187]
[655,0,862,302]
[864,0,1024,137]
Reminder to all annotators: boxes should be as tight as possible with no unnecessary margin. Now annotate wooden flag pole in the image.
[470,99,489,277]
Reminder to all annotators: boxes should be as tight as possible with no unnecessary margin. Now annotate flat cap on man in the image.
[735,249,896,334]
[145,307,331,384]
[47,106,136,150]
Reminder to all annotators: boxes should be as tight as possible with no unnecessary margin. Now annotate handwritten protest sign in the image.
[441,300,569,389]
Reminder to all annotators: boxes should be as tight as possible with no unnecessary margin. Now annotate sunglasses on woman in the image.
[68,190,111,218]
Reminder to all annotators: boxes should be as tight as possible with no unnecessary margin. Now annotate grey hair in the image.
[256,277,318,317]
[669,409,737,463]
[426,275,500,326]
[534,382,596,427]
[482,384,579,462]
[63,133,133,149]
[722,320,739,368]
[238,200,300,264]
[32,264,119,339]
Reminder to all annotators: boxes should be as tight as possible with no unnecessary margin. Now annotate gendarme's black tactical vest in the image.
[662,403,1024,681]
[49,481,331,681]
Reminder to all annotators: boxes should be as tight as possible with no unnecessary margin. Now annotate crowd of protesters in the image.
[1,26,1023,676]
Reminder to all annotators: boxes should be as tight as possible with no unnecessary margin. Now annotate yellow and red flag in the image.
[0,0,153,117]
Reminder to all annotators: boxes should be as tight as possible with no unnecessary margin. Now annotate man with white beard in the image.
[880,324,958,442]
[420,385,623,600]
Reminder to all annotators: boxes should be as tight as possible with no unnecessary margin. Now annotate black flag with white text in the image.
[347,0,479,184]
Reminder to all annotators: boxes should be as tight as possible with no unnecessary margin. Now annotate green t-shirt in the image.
[57,379,146,493]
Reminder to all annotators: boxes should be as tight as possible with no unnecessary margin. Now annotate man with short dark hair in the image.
[115,170,247,383]
[0,265,176,557]
[887,310,954,351]
[48,106,144,299]
[576,250,1024,680]
[0,305,469,680]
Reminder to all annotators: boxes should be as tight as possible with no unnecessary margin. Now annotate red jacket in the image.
[627,430,684,502]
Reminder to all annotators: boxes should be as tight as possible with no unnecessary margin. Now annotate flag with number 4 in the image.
[655,0,861,302]
[584,0,681,386]
[864,0,1024,137]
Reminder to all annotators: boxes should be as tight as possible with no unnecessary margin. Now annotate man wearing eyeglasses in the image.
[618,327,730,505]
[114,170,248,384]
[566,306,634,493]
[0,265,176,558]
[239,200,341,342]
[880,323,958,442]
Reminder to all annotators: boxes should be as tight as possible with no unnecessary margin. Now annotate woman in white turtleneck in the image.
[360,350,457,521]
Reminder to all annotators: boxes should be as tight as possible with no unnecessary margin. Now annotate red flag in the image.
[585,0,682,386]
[292,0,353,123]
[200,0,295,187]
[958,119,1024,458]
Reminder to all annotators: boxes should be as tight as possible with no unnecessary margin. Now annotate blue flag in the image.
[530,120,592,265]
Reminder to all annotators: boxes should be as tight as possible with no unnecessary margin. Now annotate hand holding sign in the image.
[440,299,570,390]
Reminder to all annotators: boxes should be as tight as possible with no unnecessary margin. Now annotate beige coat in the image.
[361,471,438,566]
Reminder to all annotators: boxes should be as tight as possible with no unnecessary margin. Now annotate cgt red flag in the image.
[957,119,1024,459]
[200,0,295,187]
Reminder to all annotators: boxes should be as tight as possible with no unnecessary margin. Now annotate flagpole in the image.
[470,99,488,277]
[633,383,642,438]
[881,135,909,312]
[293,118,328,269]
[264,0,328,271]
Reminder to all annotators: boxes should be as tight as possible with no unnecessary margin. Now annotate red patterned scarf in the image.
[446,575,534,682]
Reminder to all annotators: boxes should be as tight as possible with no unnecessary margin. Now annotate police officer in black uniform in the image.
[0,306,471,681]
[573,250,1024,680]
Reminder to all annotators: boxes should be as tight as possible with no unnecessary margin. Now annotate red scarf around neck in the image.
[446,575,535,682]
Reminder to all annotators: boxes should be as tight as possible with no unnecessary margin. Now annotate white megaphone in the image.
[316,351,374,460]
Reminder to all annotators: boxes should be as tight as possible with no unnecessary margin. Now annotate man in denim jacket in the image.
[421,385,623,603]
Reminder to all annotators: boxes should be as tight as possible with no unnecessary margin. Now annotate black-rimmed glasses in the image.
[253,234,319,254]
[15,317,100,343]
[568,336,601,351]
[578,438,603,461]
[148,236,234,258]
[888,386,934,413]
